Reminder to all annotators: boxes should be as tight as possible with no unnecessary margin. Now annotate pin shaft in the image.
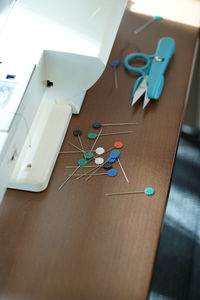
[102,122,138,126]
[59,166,80,190]
[113,69,118,88]
[101,131,133,136]
[64,165,97,169]
[86,165,102,181]
[90,128,103,152]
[105,191,143,196]
[78,135,85,153]
[75,166,98,180]
[118,158,129,183]
[66,141,84,153]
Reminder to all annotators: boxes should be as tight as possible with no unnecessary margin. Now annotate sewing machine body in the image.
[0,0,127,200]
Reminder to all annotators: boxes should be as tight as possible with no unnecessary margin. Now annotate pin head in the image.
[78,159,87,166]
[154,15,163,20]
[107,169,118,177]
[103,162,112,170]
[92,123,102,129]
[144,187,155,196]
[106,157,117,163]
[85,152,94,159]
[73,129,82,136]
[95,147,105,155]
[110,150,120,159]
[110,60,119,68]
[87,133,97,140]
[95,157,104,165]
[114,141,124,149]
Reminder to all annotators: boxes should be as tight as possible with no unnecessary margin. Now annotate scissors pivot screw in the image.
[155,56,164,62]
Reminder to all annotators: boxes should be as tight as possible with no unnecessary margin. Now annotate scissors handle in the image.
[123,53,153,76]
[147,37,175,99]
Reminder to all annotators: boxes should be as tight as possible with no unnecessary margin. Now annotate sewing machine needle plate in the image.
[131,76,148,107]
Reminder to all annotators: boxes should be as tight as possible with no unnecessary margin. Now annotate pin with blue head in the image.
[110,60,119,88]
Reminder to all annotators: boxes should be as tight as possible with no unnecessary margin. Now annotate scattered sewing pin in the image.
[75,166,99,180]
[134,15,163,35]
[110,60,119,88]
[66,140,84,153]
[100,131,133,137]
[64,165,97,169]
[92,122,138,129]
[90,128,103,152]
[73,129,85,155]
[60,150,92,154]
[71,169,118,178]
[118,158,129,183]
[86,165,103,181]
[58,166,81,190]
[105,187,156,196]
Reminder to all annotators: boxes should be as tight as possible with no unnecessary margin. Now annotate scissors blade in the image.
[131,76,147,107]
[143,91,151,109]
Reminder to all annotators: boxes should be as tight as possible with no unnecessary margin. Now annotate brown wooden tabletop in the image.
[0,5,199,300]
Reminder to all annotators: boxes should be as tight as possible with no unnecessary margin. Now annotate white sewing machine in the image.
[0,0,127,201]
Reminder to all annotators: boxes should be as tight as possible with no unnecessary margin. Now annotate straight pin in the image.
[58,166,80,190]
[64,165,97,169]
[68,169,118,179]
[73,130,86,156]
[92,122,138,129]
[90,128,103,152]
[75,166,98,180]
[100,131,134,136]
[110,60,119,88]
[86,165,102,181]
[88,131,134,139]
[66,140,84,153]
[134,16,163,35]
[60,150,92,154]
[105,187,156,196]
[118,158,129,183]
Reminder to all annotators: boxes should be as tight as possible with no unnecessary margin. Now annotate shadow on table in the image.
[149,125,200,300]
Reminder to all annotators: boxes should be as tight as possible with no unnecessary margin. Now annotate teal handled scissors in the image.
[124,37,175,109]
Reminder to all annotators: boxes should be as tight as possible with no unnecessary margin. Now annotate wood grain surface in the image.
[0,6,198,300]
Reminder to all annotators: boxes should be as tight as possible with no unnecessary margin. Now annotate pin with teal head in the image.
[134,15,163,35]
[78,158,87,166]
[105,187,156,196]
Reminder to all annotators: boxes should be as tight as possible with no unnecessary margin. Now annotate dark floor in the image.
[149,125,200,300]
